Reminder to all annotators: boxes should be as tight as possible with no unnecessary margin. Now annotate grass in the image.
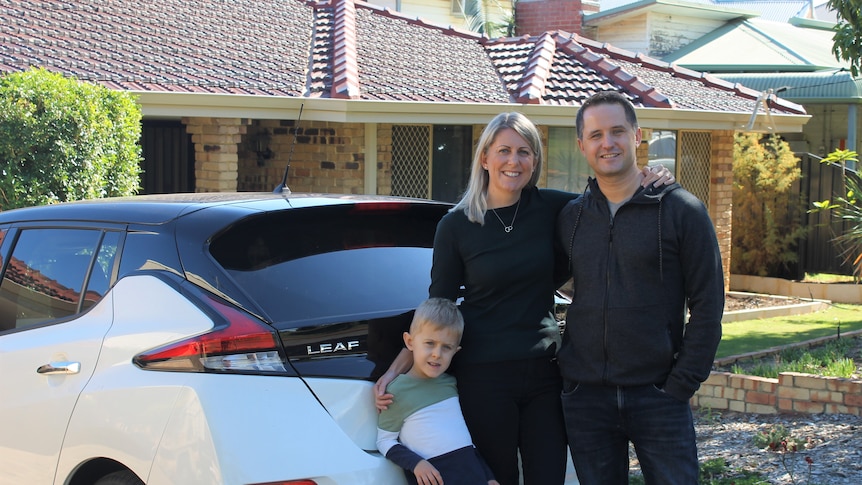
[801,272,858,283]
[729,338,858,378]
[716,303,862,359]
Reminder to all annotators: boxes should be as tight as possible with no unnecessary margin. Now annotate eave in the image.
[137,91,810,133]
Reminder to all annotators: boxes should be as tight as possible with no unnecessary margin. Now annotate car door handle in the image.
[36,361,81,375]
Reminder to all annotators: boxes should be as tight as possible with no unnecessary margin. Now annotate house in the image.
[522,0,857,158]
[530,0,855,274]
[1,0,810,288]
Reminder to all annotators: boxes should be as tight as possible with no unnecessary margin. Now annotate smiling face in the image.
[577,102,642,180]
[404,323,461,380]
[482,127,537,205]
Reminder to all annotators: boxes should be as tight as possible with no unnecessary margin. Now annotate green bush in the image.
[731,133,807,276]
[0,68,142,209]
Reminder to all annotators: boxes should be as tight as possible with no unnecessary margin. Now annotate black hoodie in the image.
[556,178,724,402]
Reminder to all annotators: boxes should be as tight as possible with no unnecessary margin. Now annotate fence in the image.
[792,153,857,277]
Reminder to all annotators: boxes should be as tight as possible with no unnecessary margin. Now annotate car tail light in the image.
[133,295,288,373]
[247,481,318,485]
[349,201,410,212]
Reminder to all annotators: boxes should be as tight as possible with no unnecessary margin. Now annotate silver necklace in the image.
[491,198,521,233]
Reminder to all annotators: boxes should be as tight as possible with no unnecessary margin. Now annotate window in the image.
[392,124,472,202]
[451,0,464,16]
[0,228,118,331]
[647,130,677,175]
[547,127,591,193]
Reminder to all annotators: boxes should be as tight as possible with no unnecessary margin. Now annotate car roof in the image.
[0,193,449,225]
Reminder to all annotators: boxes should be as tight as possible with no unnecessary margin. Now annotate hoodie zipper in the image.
[602,212,613,385]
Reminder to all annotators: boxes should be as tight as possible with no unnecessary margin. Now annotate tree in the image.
[0,68,142,210]
[827,0,862,76]
[459,0,516,38]
[731,133,808,277]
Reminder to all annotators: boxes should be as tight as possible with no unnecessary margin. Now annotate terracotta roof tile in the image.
[353,6,509,102]
[0,0,806,114]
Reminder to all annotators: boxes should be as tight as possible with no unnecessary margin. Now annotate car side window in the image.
[82,231,120,312]
[0,228,117,332]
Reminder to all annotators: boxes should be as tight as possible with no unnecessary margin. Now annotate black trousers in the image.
[402,446,494,485]
[453,356,568,485]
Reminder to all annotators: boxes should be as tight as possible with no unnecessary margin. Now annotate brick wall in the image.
[377,124,393,196]
[183,117,246,192]
[237,119,367,194]
[711,130,734,291]
[692,371,862,416]
[515,0,599,37]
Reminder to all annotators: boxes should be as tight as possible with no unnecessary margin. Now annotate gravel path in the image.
[693,411,862,484]
[627,411,862,483]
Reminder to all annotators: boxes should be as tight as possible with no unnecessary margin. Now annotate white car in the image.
[0,193,452,485]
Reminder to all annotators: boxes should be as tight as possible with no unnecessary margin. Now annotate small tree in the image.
[811,149,862,279]
[827,0,862,76]
[731,133,808,277]
[0,68,142,210]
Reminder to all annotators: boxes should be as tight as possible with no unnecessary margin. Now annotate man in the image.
[556,90,724,484]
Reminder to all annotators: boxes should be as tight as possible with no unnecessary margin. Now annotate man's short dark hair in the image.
[576,91,639,140]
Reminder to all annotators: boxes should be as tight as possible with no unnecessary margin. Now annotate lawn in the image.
[716,303,862,359]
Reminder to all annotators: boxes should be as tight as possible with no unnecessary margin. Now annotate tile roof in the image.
[0,0,806,115]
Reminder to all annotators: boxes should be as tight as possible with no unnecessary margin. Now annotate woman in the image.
[374,112,673,484]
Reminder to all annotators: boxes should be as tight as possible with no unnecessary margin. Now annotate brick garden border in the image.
[691,329,862,416]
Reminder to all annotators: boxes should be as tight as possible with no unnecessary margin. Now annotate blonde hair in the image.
[410,297,464,342]
[452,112,544,224]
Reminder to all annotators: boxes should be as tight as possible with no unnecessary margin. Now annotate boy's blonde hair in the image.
[409,298,464,342]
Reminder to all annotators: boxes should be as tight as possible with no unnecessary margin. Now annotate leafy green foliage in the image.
[827,0,862,76]
[810,149,862,278]
[731,133,807,276]
[0,68,142,209]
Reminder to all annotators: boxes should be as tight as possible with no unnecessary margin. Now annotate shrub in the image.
[731,133,807,276]
[0,68,142,209]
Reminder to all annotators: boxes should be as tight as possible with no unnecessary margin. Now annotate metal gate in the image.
[139,120,195,194]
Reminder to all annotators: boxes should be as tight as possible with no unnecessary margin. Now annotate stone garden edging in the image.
[731,274,862,304]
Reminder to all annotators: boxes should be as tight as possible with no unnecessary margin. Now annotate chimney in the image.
[515,0,600,37]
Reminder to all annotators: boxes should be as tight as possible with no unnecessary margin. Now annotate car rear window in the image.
[209,203,444,327]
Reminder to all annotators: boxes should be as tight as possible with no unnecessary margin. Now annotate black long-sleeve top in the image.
[430,186,576,365]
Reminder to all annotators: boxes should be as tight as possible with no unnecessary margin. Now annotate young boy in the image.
[376,298,498,485]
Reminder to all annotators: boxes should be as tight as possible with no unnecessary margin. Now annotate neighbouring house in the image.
[516,0,857,157]
[1,0,810,288]
[522,0,855,275]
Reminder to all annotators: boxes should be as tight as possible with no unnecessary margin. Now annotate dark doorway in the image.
[431,125,472,202]
[140,121,195,194]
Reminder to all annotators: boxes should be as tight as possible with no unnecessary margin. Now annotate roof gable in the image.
[664,18,848,72]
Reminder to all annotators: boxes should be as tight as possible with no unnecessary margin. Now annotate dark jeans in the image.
[561,383,698,485]
[454,357,568,485]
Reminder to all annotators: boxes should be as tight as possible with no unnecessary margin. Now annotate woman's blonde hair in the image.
[452,112,544,224]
